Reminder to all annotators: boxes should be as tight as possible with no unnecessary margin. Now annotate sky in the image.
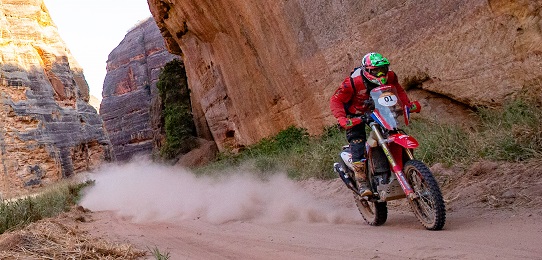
[44,0,152,100]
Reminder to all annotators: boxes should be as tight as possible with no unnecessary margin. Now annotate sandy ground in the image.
[2,159,541,259]
[85,208,542,260]
[73,160,542,259]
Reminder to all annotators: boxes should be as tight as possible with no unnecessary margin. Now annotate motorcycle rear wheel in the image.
[404,160,446,230]
[355,194,387,226]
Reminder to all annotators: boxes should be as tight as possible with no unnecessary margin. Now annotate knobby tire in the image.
[404,160,446,230]
[354,193,388,226]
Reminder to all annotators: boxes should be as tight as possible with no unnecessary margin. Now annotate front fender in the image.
[389,133,419,149]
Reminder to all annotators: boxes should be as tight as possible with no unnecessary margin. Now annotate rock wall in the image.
[0,0,111,198]
[148,0,542,151]
[100,17,180,161]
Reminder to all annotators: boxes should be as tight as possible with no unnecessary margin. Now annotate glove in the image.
[338,117,362,129]
[410,100,421,113]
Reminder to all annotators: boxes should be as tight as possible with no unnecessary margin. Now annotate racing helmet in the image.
[361,52,390,85]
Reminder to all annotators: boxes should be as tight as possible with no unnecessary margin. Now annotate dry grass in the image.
[0,206,146,259]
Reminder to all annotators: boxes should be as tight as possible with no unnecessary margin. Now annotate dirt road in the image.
[77,162,542,259]
[85,208,541,260]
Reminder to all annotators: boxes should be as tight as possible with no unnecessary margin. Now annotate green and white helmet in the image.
[361,52,390,85]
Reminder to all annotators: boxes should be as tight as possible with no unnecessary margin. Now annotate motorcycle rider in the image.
[330,52,418,196]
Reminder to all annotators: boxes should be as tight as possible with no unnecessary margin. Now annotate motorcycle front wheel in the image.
[355,195,387,226]
[404,160,446,230]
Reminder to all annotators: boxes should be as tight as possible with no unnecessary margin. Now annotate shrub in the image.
[196,126,341,180]
[198,97,542,179]
[407,119,472,166]
[157,59,198,159]
[246,126,309,156]
[477,99,542,161]
[0,180,92,234]
[409,97,542,165]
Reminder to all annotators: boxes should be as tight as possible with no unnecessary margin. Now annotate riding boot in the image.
[352,160,372,196]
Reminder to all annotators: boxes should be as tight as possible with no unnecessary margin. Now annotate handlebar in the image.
[353,113,373,124]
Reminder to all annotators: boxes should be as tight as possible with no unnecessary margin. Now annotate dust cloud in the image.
[79,158,360,224]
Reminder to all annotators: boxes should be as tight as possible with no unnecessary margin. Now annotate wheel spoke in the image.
[404,160,446,230]
[355,194,388,226]
[361,200,374,215]
[408,169,435,223]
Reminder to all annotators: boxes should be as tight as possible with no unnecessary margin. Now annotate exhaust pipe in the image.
[334,163,360,195]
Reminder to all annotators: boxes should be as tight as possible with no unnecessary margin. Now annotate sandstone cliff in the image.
[0,0,111,198]
[100,17,180,161]
[148,0,542,151]
[88,95,100,111]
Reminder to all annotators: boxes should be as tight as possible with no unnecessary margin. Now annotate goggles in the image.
[366,66,389,77]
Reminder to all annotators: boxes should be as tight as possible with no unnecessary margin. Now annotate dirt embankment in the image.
[0,159,541,259]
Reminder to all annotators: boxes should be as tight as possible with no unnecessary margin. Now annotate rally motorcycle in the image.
[333,85,446,230]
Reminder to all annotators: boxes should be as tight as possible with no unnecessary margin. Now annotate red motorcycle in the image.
[333,85,446,230]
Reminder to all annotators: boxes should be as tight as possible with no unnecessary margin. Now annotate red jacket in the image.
[330,68,411,120]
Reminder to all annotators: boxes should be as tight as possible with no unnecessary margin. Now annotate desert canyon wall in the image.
[100,17,180,161]
[0,0,111,197]
[147,0,542,151]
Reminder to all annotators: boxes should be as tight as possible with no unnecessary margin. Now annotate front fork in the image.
[369,123,416,199]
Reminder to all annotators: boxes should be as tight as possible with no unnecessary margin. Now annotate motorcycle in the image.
[333,85,446,230]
